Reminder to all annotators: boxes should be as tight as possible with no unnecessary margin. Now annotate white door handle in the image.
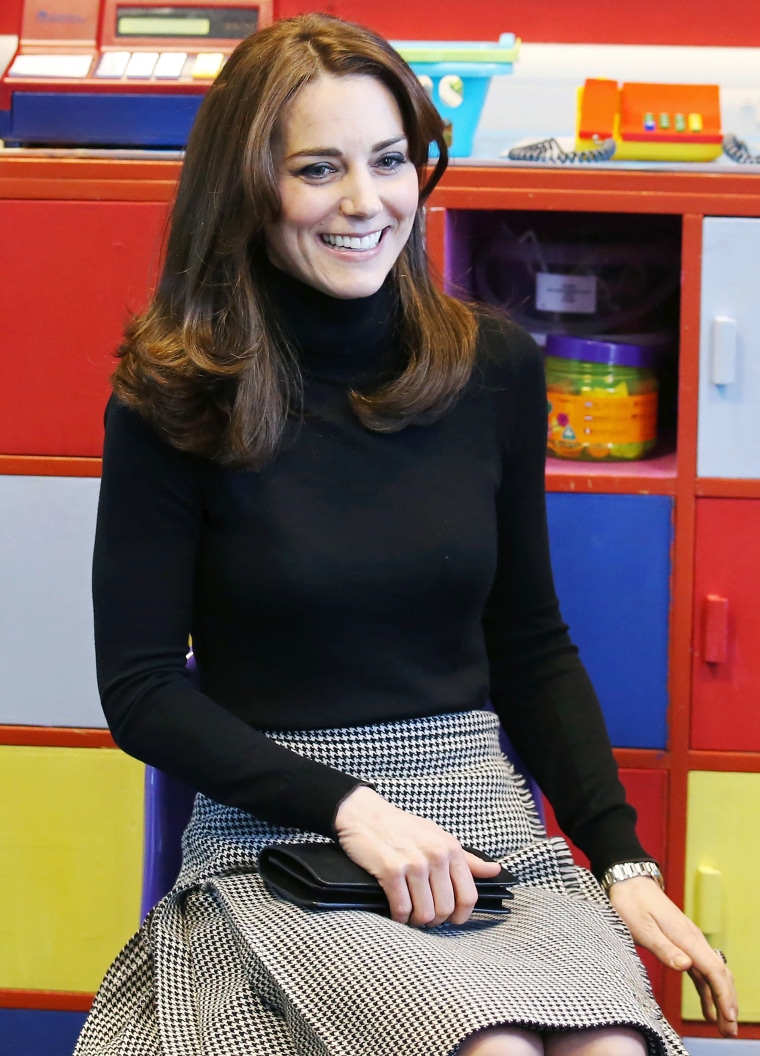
[711,316,737,386]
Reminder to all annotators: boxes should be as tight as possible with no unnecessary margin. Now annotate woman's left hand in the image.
[608,875,738,1037]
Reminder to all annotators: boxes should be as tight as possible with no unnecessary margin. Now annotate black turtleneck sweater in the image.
[92,269,647,877]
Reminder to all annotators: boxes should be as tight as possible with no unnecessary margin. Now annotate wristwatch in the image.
[600,860,665,897]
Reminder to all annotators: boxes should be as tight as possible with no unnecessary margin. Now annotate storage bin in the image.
[473,215,680,339]
[545,334,659,461]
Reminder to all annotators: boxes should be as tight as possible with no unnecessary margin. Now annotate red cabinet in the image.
[4,158,760,1041]
[691,499,760,752]
[0,199,167,456]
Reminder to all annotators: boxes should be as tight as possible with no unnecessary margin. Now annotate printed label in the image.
[547,390,658,448]
[535,272,597,315]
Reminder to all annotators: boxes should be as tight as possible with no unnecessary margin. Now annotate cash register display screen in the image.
[116,6,258,38]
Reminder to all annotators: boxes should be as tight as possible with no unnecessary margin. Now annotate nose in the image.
[339,168,382,219]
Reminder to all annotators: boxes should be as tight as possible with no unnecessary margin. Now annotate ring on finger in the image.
[714,948,728,964]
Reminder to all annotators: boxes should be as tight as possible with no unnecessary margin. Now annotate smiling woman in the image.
[109,12,474,470]
[264,74,419,300]
[76,12,735,1056]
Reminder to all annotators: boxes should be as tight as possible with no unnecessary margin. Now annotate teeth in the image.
[321,231,383,250]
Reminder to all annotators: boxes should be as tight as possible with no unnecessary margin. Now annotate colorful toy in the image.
[545,334,659,461]
[394,35,519,157]
[576,79,723,162]
[0,0,272,146]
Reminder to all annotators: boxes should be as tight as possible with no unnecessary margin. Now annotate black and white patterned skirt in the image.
[75,710,688,1056]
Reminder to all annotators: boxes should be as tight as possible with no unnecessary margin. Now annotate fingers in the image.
[647,910,737,1036]
[609,878,738,1037]
[687,952,738,1038]
[334,787,506,927]
[384,844,478,927]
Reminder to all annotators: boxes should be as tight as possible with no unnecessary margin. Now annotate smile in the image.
[320,229,385,251]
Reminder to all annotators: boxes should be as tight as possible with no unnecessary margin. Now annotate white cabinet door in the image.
[0,475,103,726]
[699,217,760,479]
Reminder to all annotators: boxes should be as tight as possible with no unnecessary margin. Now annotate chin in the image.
[329,282,385,300]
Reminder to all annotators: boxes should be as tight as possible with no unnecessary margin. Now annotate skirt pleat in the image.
[74,710,689,1056]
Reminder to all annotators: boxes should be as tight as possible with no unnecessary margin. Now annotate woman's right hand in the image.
[333,785,502,926]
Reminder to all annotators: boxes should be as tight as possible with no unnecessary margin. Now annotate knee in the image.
[546,1027,647,1056]
[459,1026,544,1056]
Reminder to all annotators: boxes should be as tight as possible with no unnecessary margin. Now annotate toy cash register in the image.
[0,0,272,147]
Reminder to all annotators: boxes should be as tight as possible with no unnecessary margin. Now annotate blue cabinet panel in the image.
[546,493,672,749]
[0,1009,87,1056]
[698,217,760,479]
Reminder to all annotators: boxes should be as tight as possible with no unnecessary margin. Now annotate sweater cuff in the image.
[576,807,652,880]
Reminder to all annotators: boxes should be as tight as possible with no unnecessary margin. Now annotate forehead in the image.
[276,74,406,152]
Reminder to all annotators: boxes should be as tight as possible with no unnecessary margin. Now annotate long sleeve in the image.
[93,397,364,835]
[479,316,651,877]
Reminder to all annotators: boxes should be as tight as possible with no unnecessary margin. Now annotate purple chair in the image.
[140,765,196,920]
[139,652,198,921]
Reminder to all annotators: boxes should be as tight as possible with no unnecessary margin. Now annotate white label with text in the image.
[535,272,597,314]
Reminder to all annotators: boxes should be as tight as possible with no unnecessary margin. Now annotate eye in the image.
[297,161,338,180]
[375,152,408,172]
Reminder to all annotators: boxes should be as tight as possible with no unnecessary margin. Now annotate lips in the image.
[320,229,386,251]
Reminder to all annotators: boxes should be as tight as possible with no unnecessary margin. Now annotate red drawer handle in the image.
[703,595,729,664]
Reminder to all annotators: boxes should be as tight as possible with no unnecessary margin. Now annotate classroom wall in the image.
[2,0,760,46]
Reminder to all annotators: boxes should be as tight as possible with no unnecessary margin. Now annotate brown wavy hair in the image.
[114,13,478,467]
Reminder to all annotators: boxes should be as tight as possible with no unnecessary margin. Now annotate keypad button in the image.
[191,52,225,79]
[96,51,131,78]
[124,51,159,79]
[8,54,93,78]
[154,52,187,79]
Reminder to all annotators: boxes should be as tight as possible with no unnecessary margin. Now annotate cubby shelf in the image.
[546,452,678,494]
[1,155,760,1036]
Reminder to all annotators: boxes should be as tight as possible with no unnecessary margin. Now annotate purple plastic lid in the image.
[544,334,657,370]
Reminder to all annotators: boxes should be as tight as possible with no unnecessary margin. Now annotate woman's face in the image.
[264,73,420,300]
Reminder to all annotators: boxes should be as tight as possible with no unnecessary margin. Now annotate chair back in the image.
[140,766,195,920]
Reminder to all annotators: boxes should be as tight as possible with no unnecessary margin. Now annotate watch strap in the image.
[600,860,665,896]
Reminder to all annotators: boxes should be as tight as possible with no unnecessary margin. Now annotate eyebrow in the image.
[286,135,408,161]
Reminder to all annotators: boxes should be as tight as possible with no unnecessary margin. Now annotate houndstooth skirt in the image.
[74,710,688,1056]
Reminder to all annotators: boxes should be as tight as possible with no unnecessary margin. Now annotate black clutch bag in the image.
[258,842,518,913]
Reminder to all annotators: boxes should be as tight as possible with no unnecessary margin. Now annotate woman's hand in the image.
[608,875,738,1037]
[334,785,502,926]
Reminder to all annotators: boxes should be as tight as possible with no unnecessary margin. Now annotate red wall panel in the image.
[0,200,167,457]
[3,0,760,48]
[277,0,760,47]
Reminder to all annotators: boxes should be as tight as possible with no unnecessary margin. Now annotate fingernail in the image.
[672,954,690,969]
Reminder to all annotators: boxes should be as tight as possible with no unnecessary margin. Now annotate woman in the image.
[77,14,736,1056]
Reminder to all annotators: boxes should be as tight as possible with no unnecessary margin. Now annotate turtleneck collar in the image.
[265,262,399,383]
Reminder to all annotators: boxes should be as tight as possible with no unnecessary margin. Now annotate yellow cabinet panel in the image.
[683,771,760,1021]
[0,746,144,992]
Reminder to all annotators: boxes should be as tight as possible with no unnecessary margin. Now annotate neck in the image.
[265,262,398,381]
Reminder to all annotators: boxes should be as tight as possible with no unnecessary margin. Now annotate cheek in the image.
[277,188,326,236]
[394,176,420,225]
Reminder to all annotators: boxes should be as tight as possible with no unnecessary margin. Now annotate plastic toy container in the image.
[473,218,680,341]
[394,35,519,157]
[544,334,659,461]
